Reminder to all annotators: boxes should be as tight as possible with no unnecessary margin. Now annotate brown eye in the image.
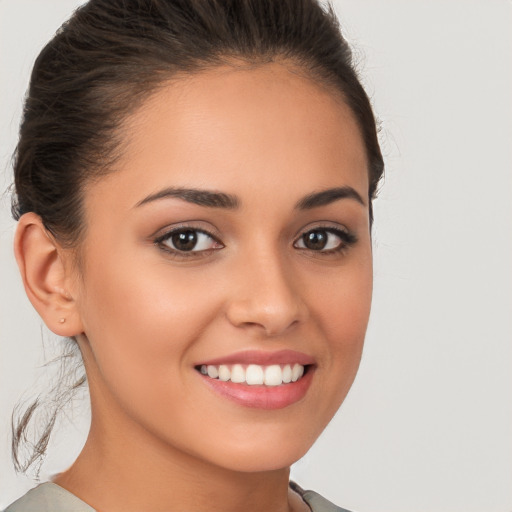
[294,227,355,252]
[171,230,198,251]
[302,230,328,250]
[156,228,222,253]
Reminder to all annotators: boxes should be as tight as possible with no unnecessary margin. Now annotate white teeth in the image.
[264,365,282,386]
[291,363,303,382]
[199,363,306,386]
[282,364,292,383]
[207,365,219,379]
[230,364,245,383]
[246,364,264,385]
[218,365,230,381]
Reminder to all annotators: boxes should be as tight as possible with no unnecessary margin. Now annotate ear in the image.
[14,212,84,337]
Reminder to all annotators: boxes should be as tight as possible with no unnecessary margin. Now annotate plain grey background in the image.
[1,1,511,511]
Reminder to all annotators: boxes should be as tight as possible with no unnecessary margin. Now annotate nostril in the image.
[223,270,308,336]
[225,306,304,338]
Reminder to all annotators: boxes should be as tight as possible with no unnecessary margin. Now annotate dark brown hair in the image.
[11,0,384,473]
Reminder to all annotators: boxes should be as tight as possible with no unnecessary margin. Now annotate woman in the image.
[3,0,383,510]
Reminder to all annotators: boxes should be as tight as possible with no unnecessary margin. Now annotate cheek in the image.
[322,277,372,349]
[76,252,218,396]
[81,248,215,339]
[306,252,372,390]
[312,251,372,339]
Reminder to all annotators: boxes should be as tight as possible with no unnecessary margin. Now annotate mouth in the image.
[194,351,315,409]
[195,363,308,386]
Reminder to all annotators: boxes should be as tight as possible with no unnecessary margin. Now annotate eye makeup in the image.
[293,225,357,255]
[152,221,358,261]
[154,225,224,259]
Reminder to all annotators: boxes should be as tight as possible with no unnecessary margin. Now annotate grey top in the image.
[4,481,353,512]
[3,483,94,512]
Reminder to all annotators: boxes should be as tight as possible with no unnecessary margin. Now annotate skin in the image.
[15,62,372,512]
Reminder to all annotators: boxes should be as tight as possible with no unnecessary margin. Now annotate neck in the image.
[54,410,295,512]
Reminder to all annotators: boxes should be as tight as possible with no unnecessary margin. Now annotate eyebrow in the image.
[295,186,366,209]
[135,187,240,209]
[135,185,365,210]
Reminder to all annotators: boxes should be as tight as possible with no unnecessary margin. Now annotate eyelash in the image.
[154,227,223,259]
[294,226,357,255]
[154,225,357,259]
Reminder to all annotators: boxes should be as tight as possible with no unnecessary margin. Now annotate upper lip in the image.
[196,349,315,367]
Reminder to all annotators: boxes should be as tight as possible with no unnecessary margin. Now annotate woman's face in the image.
[72,63,372,472]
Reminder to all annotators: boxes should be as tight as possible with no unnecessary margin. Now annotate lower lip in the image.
[199,367,314,410]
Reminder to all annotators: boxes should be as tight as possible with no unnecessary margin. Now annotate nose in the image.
[225,248,308,337]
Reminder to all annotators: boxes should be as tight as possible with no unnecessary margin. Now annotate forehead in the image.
[86,63,368,214]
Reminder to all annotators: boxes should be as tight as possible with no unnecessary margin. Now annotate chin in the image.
[192,428,318,474]
[215,446,309,474]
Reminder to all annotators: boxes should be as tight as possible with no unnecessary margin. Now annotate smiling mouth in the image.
[195,363,308,386]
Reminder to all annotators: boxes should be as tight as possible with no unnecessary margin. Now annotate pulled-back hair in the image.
[11,0,384,473]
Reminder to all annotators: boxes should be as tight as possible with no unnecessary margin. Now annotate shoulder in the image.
[3,483,95,512]
[4,481,353,512]
[290,481,355,512]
